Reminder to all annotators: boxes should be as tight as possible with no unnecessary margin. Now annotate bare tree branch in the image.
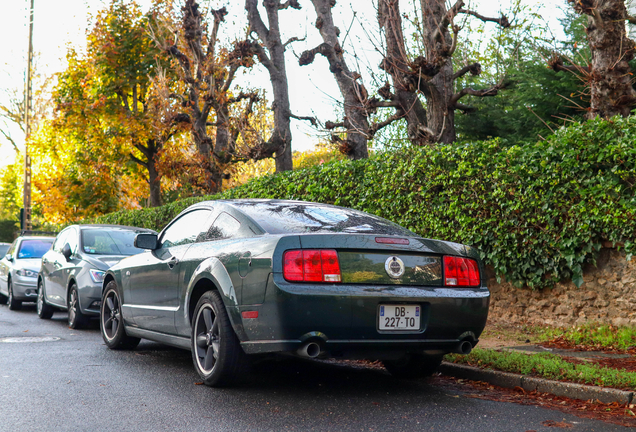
[432,0,464,43]
[450,81,505,106]
[246,0,270,41]
[369,113,402,137]
[289,113,318,126]
[458,9,511,28]
[279,0,301,10]
[548,54,590,74]
[283,36,305,47]
[0,129,19,152]
[325,120,344,130]
[130,153,148,168]
[454,102,476,113]
[452,62,482,80]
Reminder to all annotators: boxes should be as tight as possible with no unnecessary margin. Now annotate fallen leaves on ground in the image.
[434,375,636,428]
[541,336,636,355]
[541,419,572,428]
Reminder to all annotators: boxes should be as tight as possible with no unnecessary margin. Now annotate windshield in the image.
[17,239,54,259]
[81,228,146,256]
[232,201,416,236]
[0,244,9,257]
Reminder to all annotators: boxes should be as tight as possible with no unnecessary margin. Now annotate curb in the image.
[438,362,634,405]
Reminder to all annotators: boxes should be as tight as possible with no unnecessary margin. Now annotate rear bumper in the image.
[238,273,489,358]
[241,338,475,358]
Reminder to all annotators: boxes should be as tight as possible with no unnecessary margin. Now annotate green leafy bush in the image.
[90,116,636,289]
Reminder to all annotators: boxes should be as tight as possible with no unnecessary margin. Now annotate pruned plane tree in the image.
[549,0,636,119]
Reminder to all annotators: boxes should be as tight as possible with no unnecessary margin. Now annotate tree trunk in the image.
[305,0,369,159]
[147,153,162,207]
[378,0,432,144]
[422,63,456,143]
[581,0,636,118]
[419,0,457,143]
[245,0,294,171]
[191,115,218,193]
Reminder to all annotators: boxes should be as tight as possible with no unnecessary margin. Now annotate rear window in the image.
[81,228,147,256]
[232,201,415,236]
[17,239,54,259]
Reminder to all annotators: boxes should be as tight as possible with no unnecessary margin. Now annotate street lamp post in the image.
[23,0,34,231]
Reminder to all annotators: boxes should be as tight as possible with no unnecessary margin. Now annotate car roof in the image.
[188,199,416,237]
[192,198,340,209]
[75,224,156,232]
[17,236,56,241]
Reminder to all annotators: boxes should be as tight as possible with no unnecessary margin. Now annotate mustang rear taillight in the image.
[443,256,480,287]
[283,249,342,283]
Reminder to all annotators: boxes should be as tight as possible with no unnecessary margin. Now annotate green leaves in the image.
[91,116,636,290]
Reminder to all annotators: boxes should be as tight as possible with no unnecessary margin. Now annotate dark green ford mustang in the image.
[101,199,489,386]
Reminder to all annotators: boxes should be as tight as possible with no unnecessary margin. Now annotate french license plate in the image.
[378,304,420,331]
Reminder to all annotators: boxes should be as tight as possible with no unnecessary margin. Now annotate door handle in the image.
[167,256,179,269]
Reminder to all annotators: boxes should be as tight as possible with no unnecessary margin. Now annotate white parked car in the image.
[0,235,55,310]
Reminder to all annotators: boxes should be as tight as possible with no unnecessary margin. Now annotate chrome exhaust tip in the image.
[452,340,473,355]
[297,341,322,358]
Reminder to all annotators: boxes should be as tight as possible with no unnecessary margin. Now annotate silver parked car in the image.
[0,236,55,310]
[0,243,10,258]
[37,224,155,328]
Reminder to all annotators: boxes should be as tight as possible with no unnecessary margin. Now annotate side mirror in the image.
[62,243,72,261]
[134,233,158,250]
[6,255,13,262]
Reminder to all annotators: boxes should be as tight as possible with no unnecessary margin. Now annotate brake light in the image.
[443,256,480,287]
[375,237,409,245]
[283,249,342,283]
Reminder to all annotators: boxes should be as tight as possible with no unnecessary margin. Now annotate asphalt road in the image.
[0,303,625,432]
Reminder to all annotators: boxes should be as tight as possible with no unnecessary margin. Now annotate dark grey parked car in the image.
[0,236,55,310]
[37,224,155,328]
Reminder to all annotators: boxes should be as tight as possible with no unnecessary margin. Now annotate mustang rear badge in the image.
[385,256,405,279]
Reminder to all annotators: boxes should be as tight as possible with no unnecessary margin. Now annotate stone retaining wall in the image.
[487,249,636,327]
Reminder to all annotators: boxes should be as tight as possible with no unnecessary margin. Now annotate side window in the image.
[53,230,70,252]
[66,228,79,254]
[160,210,211,248]
[207,212,241,241]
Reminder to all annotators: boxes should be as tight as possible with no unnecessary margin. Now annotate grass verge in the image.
[537,324,636,351]
[446,348,636,390]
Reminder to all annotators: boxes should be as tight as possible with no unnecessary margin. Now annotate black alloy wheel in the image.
[37,279,54,319]
[7,280,22,310]
[191,290,248,387]
[67,284,87,329]
[100,281,139,349]
[382,354,444,379]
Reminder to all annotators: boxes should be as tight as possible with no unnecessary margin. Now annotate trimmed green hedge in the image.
[92,116,636,289]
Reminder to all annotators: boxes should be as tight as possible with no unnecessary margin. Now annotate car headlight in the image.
[89,269,106,283]
[16,269,37,278]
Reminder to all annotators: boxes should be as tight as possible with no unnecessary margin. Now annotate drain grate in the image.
[0,336,60,343]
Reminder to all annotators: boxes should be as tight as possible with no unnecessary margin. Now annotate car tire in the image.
[383,354,444,379]
[7,280,22,311]
[37,279,54,319]
[100,281,140,350]
[68,284,87,329]
[191,290,248,387]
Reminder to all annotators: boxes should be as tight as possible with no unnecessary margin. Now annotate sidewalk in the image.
[439,343,635,405]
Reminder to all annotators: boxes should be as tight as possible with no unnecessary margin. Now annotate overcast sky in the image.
[0,0,564,169]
